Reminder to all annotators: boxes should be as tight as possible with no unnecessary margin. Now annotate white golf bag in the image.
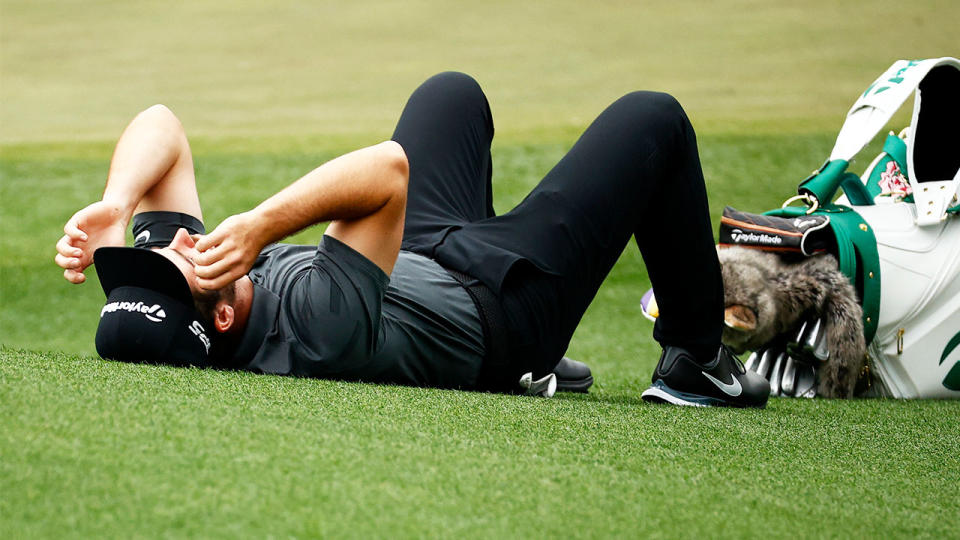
[640,58,960,398]
[789,57,960,398]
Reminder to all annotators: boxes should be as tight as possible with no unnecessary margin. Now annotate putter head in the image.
[519,372,557,398]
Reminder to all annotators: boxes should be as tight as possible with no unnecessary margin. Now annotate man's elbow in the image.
[137,104,181,126]
[130,104,187,141]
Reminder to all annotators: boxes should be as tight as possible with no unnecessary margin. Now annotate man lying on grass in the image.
[55,72,769,407]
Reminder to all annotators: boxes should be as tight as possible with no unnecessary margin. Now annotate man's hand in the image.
[55,201,128,284]
[194,211,267,291]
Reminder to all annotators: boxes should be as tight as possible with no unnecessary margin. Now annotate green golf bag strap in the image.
[797,159,847,208]
[765,204,881,344]
[799,135,956,213]
[797,159,875,209]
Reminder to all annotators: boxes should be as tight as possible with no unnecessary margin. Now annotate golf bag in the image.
[736,57,960,398]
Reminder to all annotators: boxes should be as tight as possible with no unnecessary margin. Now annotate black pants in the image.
[392,72,722,383]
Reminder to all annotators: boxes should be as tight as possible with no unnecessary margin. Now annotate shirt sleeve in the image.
[281,235,391,378]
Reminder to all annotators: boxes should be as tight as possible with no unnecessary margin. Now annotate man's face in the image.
[155,228,239,338]
[154,227,243,336]
[154,227,207,298]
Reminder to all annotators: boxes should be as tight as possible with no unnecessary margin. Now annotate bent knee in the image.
[412,71,489,110]
[608,91,692,139]
[619,91,687,121]
[423,71,483,94]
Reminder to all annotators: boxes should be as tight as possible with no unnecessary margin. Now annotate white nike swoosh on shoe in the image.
[135,230,151,244]
[702,371,742,396]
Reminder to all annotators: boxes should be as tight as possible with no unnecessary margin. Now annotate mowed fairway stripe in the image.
[2,0,956,143]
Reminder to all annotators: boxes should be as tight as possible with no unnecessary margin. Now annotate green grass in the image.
[3,0,960,537]
[5,134,958,539]
[4,348,959,538]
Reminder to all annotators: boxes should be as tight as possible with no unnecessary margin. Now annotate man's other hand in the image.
[55,201,127,284]
[194,211,266,291]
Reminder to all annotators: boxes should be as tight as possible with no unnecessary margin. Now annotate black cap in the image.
[93,247,211,366]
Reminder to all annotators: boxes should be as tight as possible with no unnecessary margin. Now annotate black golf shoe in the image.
[553,356,594,393]
[641,345,769,408]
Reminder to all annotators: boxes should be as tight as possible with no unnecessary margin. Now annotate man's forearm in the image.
[247,141,408,246]
[101,104,201,224]
[55,105,200,284]
[193,140,408,287]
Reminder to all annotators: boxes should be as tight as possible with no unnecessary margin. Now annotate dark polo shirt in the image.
[131,211,484,387]
[230,236,485,388]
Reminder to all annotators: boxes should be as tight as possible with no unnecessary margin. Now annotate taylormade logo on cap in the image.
[100,301,167,322]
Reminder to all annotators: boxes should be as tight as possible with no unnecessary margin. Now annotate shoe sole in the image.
[641,380,764,408]
[641,382,716,407]
[556,375,593,393]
